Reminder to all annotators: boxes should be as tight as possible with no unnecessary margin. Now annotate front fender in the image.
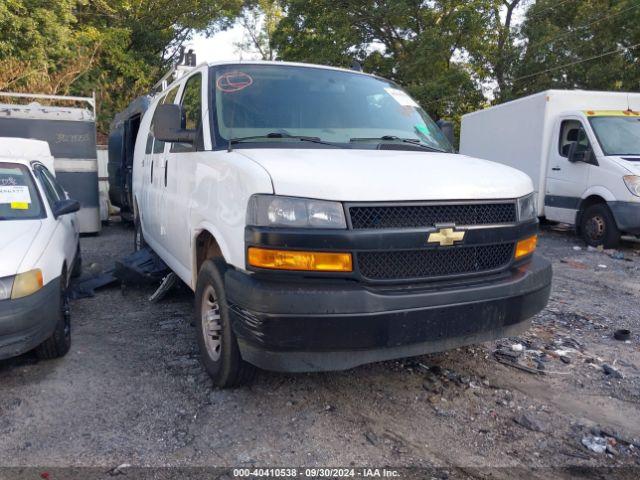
[581,186,616,203]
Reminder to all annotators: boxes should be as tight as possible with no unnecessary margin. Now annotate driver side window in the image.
[171,73,203,153]
[559,120,590,158]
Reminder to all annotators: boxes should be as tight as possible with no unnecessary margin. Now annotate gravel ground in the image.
[1,220,639,478]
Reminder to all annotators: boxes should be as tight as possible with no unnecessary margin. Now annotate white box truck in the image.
[460,90,640,247]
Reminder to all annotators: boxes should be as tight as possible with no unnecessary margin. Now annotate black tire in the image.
[194,259,255,388]
[134,215,146,252]
[580,203,621,248]
[35,274,71,360]
[71,244,82,278]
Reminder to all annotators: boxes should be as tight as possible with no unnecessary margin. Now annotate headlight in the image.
[0,276,14,301]
[11,269,43,299]
[623,175,640,197]
[247,195,347,229]
[517,193,537,222]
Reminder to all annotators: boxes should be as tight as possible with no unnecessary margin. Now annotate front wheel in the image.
[194,259,255,388]
[580,203,620,248]
[35,276,71,359]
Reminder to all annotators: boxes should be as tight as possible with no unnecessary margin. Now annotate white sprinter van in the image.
[131,61,552,387]
[460,90,640,248]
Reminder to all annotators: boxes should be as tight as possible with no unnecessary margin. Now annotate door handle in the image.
[552,167,561,171]
[164,160,168,187]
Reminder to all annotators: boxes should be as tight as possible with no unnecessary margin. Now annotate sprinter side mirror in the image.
[567,142,593,164]
[436,119,455,147]
[153,104,196,144]
[53,199,80,217]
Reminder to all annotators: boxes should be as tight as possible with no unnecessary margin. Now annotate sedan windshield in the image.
[589,116,640,156]
[212,64,453,152]
[0,162,45,220]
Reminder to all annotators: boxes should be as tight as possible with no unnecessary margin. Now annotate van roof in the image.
[158,60,379,95]
[0,137,54,167]
[206,60,371,75]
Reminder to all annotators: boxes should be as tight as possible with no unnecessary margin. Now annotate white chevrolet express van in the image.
[132,61,552,387]
[461,90,640,248]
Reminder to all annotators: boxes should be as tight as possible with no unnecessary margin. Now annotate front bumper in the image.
[609,201,640,235]
[225,256,552,372]
[0,277,61,360]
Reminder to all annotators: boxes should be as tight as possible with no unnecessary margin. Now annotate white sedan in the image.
[0,138,81,360]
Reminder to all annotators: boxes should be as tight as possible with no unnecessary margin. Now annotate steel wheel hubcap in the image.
[201,285,222,361]
[586,215,606,240]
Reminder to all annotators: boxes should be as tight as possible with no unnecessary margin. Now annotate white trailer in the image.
[0,92,100,234]
[460,90,640,247]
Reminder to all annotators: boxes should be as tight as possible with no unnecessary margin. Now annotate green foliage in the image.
[509,0,640,99]
[0,0,243,134]
[235,0,284,60]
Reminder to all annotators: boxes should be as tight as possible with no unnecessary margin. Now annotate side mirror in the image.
[436,119,455,146]
[53,199,80,217]
[567,142,593,164]
[153,104,196,144]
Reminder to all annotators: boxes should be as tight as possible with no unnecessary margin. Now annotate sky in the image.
[191,26,261,63]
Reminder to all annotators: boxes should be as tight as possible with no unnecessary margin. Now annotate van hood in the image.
[0,220,42,277]
[239,149,533,201]
[615,156,640,175]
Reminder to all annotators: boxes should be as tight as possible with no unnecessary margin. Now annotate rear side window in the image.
[171,73,203,153]
[0,163,45,220]
[33,165,62,209]
[145,86,180,154]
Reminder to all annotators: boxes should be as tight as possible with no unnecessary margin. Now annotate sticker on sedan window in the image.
[385,88,419,108]
[0,185,31,204]
[10,202,29,210]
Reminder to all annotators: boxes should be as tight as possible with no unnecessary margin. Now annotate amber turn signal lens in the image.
[515,235,537,260]
[248,247,353,272]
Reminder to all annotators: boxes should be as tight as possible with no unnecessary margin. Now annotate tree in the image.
[272,0,504,132]
[510,0,640,98]
[0,0,98,94]
[235,0,283,60]
[0,0,243,134]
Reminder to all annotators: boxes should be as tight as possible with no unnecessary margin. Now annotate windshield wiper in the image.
[349,135,446,153]
[229,132,343,149]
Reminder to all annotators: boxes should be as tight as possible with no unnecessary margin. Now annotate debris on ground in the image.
[614,329,631,341]
[582,435,607,454]
[602,364,624,379]
[513,413,544,432]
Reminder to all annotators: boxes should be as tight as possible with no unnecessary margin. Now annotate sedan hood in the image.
[0,220,42,277]
[238,149,533,201]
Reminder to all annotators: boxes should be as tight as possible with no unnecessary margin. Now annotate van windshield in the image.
[589,116,640,156]
[0,162,45,221]
[211,64,453,152]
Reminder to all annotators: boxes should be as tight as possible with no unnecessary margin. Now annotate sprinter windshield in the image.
[211,64,453,152]
[0,163,45,220]
[589,116,640,156]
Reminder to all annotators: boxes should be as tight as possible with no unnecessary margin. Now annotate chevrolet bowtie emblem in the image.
[427,227,465,246]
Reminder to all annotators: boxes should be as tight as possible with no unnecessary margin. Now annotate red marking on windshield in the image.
[216,71,253,93]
